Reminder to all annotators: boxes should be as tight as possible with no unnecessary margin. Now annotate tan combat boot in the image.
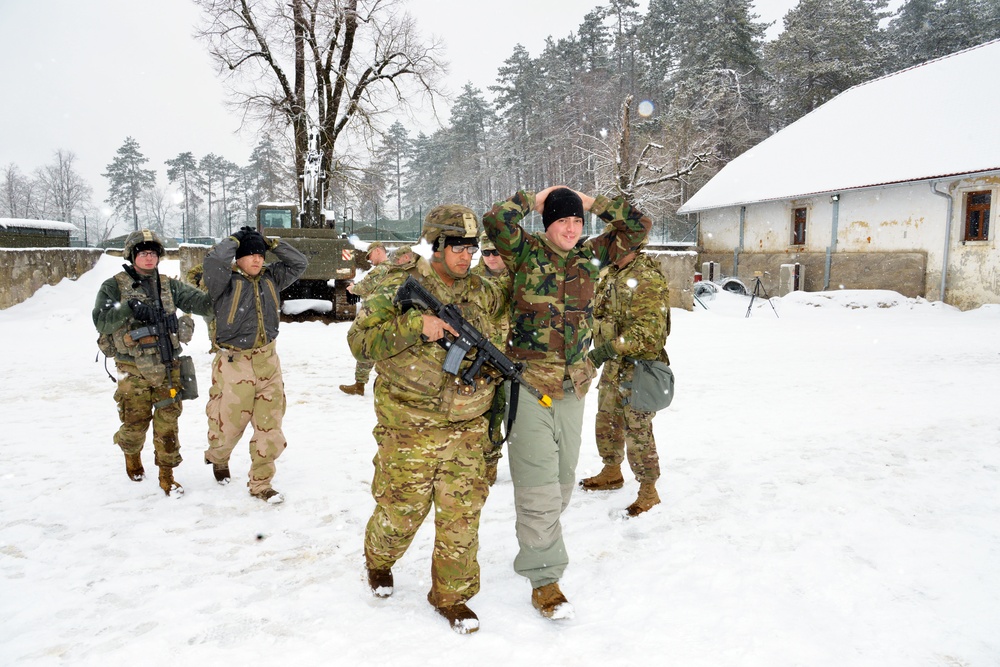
[579,464,624,491]
[531,583,575,620]
[158,467,184,497]
[626,481,660,517]
[339,382,365,396]
[434,602,480,634]
[124,452,144,481]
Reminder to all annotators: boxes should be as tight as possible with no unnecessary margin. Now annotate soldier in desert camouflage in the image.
[347,205,507,634]
[580,238,670,516]
[201,226,307,504]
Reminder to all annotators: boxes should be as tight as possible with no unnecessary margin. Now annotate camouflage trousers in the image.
[205,342,287,495]
[354,359,374,384]
[113,364,183,468]
[595,363,660,483]
[365,419,490,608]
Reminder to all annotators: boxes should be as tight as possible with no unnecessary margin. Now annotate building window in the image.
[792,207,807,245]
[964,191,991,242]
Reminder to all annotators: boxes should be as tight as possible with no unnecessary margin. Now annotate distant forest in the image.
[4,0,999,244]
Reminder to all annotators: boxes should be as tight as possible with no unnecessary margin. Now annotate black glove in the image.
[128,298,155,324]
[588,342,616,369]
[232,226,255,243]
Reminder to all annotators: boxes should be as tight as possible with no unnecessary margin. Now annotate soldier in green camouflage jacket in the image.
[580,246,670,517]
[93,229,212,497]
[347,206,507,634]
[481,186,651,620]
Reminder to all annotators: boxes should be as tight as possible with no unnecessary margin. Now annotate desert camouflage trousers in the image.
[113,364,183,468]
[595,363,660,483]
[205,342,287,494]
[364,419,490,608]
[354,359,374,384]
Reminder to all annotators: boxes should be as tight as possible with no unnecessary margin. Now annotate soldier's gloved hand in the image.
[231,226,254,244]
[266,236,280,250]
[128,298,155,324]
[588,342,615,368]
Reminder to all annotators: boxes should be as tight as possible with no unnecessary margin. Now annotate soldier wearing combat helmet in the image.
[580,229,669,516]
[470,230,511,485]
[347,204,508,634]
[93,229,212,497]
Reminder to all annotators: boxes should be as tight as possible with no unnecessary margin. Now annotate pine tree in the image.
[104,137,156,231]
[377,122,411,220]
[766,0,891,127]
[166,152,199,240]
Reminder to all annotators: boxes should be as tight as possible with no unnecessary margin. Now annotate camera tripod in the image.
[745,275,779,318]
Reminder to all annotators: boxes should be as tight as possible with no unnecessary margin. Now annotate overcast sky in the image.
[0,0,800,199]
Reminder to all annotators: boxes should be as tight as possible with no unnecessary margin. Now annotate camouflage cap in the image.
[123,229,165,263]
[367,241,386,255]
[423,204,479,249]
[478,231,496,251]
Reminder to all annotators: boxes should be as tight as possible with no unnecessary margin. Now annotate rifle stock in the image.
[395,275,552,407]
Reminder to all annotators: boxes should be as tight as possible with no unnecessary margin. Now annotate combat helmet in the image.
[123,229,165,263]
[423,205,479,251]
[478,231,496,252]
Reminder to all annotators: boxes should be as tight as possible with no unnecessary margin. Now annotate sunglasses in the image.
[481,249,500,257]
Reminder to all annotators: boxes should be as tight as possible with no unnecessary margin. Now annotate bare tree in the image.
[587,96,714,211]
[194,0,446,224]
[141,186,175,238]
[39,150,93,228]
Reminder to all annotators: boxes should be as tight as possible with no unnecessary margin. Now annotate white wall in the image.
[697,174,1000,308]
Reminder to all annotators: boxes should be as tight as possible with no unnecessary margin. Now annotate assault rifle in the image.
[394,275,552,408]
[124,264,181,407]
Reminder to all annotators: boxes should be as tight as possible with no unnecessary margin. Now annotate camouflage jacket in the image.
[350,262,391,299]
[93,269,211,382]
[347,257,508,429]
[481,190,652,398]
[593,253,671,376]
[470,262,512,349]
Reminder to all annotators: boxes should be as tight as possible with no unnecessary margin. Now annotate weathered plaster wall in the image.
[0,248,104,309]
[697,176,1000,308]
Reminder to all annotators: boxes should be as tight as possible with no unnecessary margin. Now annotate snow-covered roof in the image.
[678,39,1000,214]
[0,217,77,232]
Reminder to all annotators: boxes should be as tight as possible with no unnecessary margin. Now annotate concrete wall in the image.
[697,174,1000,308]
[647,250,697,311]
[0,248,104,309]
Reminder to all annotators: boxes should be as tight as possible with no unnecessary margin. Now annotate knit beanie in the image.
[235,231,268,259]
[542,188,585,230]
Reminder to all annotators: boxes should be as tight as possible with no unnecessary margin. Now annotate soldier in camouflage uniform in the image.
[470,231,511,485]
[93,229,212,497]
[202,226,308,504]
[340,242,388,396]
[482,186,650,619]
[580,241,670,517]
[347,206,507,634]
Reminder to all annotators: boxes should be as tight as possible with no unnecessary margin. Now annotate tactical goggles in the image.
[439,235,479,254]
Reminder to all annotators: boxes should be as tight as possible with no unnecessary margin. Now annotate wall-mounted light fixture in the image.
[830,194,840,202]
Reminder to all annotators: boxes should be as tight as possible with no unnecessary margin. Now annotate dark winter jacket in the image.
[203,237,308,350]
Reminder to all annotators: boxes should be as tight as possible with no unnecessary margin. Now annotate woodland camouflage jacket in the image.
[481,190,652,398]
[346,257,508,429]
[593,253,671,367]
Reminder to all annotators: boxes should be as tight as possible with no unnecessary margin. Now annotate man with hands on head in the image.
[201,226,307,504]
[482,184,651,619]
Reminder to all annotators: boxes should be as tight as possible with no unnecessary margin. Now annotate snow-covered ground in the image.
[1,254,998,666]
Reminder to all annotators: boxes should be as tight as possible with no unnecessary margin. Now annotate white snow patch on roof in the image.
[679,39,1000,213]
